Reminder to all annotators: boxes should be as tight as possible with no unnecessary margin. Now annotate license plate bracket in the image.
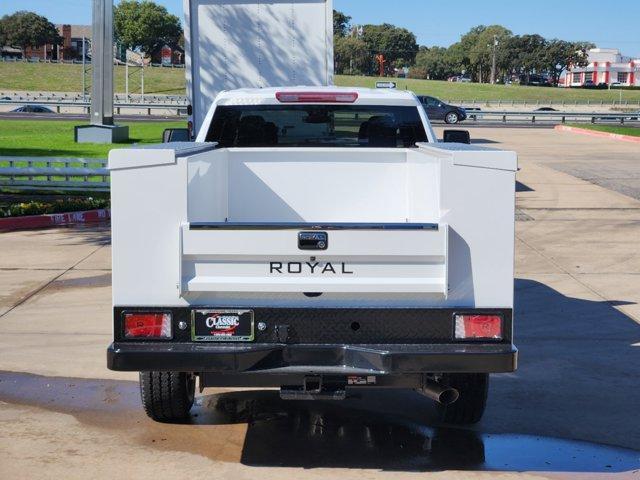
[191,309,254,342]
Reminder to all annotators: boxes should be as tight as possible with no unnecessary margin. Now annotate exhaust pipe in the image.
[419,379,459,405]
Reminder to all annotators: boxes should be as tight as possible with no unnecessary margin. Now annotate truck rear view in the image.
[108,87,518,424]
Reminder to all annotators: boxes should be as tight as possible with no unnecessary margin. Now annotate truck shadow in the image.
[198,386,639,472]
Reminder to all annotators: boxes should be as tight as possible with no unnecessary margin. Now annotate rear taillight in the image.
[124,313,172,339]
[275,91,359,103]
[454,314,502,340]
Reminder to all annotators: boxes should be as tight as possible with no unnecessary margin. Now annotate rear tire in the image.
[439,373,489,425]
[139,371,196,423]
[445,112,460,124]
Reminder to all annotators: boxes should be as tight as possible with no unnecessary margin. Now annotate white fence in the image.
[0,157,109,191]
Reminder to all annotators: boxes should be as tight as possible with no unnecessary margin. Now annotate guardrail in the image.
[0,157,109,191]
[464,110,639,124]
[1,57,186,68]
[0,93,187,104]
[0,99,188,116]
[2,97,638,123]
[451,98,640,108]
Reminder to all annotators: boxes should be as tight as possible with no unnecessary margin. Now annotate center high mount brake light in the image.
[275,92,359,103]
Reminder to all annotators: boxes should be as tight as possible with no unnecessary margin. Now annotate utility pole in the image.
[75,0,129,143]
[490,35,499,85]
[82,37,86,102]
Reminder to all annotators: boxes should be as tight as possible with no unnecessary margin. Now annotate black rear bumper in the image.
[108,306,516,376]
[107,342,517,374]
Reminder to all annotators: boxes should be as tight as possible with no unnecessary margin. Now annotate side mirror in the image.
[443,129,471,144]
[163,128,191,143]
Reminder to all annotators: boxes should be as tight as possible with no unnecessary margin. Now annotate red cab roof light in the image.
[275,91,359,103]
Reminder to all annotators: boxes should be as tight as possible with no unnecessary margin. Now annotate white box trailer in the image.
[108,85,518,425]
[184,0,334,133]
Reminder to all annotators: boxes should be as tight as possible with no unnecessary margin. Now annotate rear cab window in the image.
[205,105,428,148]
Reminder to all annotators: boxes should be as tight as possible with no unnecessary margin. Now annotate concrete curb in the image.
[555,125,640,143]
[0,209,110,232]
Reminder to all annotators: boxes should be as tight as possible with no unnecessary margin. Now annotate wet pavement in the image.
[1,128,640,478]
[1,371,638,475]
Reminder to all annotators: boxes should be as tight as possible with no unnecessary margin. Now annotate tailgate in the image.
[180,223,448,296]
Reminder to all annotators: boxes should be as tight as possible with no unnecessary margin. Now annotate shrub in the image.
[0,197,110,218]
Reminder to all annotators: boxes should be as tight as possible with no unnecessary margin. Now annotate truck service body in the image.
[107,0,518,424]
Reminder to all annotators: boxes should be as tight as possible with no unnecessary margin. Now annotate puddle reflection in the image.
[197,389,639,473]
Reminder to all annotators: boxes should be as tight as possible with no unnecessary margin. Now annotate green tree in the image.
[0,11,61,58]
[414,46,457,80]
[361,23,418,75]
[504,34,547,81]
[335,35,369,75]
[459,25,512,83]
[333,10,351,38]
[544,39,594,86]
[114,0,183,59]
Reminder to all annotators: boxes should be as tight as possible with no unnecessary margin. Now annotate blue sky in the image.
[2,1,639,57]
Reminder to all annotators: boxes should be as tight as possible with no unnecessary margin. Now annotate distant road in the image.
[2,111,637,129]
[0,112,183,122]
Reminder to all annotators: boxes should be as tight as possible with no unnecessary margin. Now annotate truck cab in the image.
[107,86,518,424]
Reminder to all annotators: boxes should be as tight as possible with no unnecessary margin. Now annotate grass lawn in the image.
[0,120,186,158]
[566,124,640,137]
[0,62,186,95]
[335,75,640,103]
[2,62,640,103]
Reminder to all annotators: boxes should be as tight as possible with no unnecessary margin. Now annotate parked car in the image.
[11,105,54,113]
[519,74,550,87]
[535,107,558,112]
[417,96,467,124]
[448,75,472,83]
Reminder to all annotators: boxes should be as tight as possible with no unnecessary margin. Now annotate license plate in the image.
[191,309,254,342]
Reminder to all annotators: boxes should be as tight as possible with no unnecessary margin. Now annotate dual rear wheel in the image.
[139,371,195,423]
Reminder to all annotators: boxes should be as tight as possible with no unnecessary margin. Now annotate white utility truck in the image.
[107,0,518,425]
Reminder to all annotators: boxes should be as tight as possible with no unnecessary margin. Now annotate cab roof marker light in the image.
[275,92,359,103]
